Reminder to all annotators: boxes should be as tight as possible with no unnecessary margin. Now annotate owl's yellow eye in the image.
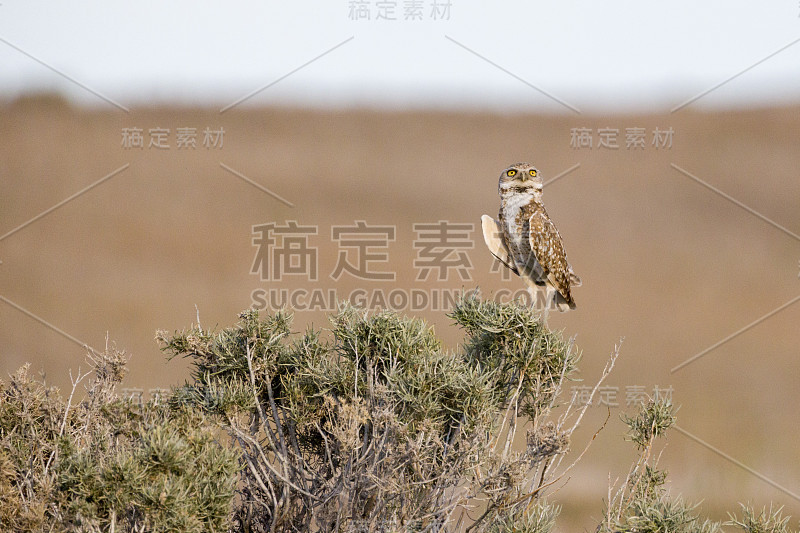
[529,169,537,177]
[507,169,517,177]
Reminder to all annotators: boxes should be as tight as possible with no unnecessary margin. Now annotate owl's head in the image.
[498,162,542,195]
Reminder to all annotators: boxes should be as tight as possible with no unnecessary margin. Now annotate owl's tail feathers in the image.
[524,285,576,312]
[554,290,576,312]
[568,266,582,287]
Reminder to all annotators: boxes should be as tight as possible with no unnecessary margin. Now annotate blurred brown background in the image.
[1,94,798,530]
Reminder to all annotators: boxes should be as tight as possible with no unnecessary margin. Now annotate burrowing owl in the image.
[482,162,581,312]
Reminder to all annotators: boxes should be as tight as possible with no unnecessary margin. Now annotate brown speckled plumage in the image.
[483,162,580,311]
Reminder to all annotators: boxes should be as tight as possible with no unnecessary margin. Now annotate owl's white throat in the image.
[501,187,540,203]
[502,189,534,208]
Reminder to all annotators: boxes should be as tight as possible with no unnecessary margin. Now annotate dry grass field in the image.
[1,94,798,530]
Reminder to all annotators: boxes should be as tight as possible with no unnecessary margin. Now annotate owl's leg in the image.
[526,286,550,325]
[545,287,560,324]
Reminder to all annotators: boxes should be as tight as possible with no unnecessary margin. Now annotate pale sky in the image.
[1,1,799,112]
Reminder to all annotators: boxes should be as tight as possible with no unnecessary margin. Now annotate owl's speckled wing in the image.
[481,214,518,275]
[528,211,575,309]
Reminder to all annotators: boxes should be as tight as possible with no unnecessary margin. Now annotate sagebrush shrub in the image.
[157,295,591,532]
[1,294,795,532]
[0,346,239,532]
